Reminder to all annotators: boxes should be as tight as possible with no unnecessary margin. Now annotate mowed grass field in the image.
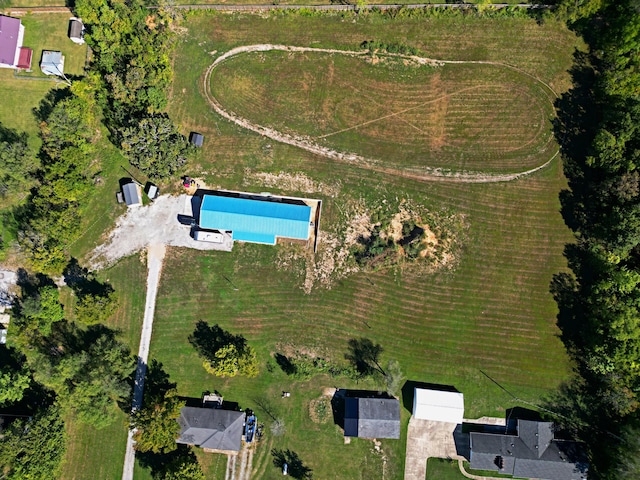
[21,13,87,77]
[143,11,582,479]
[210,50,556,173]
[31,11,584,480]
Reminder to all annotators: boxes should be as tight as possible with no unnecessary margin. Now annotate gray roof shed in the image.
[344,397,400,439]
[470,420,588,480]
[176,407,245,453]
[40,50,64,76]
[122,182,141,207]
[189,132,204,147]
[68,18,84,44]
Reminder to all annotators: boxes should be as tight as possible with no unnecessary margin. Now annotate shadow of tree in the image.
[188,321,248,359]
[271,449,313,479]
[274,352,296,375]
[63,258,115,298]
[344,337,385,378]
[136,444,202,480]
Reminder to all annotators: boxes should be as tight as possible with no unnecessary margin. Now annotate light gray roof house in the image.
[344,397,400,439]
[470,419,588,480]
[40,50,64,76]
[176,407,245,454]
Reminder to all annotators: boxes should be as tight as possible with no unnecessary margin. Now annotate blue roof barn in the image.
[199,194,312,245]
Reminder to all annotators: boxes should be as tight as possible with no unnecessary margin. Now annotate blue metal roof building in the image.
[199,195,312,245]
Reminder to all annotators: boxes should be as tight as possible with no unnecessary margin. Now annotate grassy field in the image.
[60,256,149,480]
[427,458,465,479]
[20,13,87,77]
[0,9,581,480]
[210,50,556,174]
[129,11,583,479]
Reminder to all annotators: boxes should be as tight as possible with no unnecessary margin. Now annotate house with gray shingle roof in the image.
[176,407,245,455]
[344,397,400,439]
[470,419,588,480]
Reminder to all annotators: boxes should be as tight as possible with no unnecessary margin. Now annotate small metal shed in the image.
[189,132,204,147]
[40,50,65,76]
[145,183,159,200]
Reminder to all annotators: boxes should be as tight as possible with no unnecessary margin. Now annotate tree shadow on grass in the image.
[272,449,313,479]
[136,444,201,480]
[345,337,385,378]
[188,321,248,359]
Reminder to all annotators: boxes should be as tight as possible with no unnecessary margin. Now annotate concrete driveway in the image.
[404,418,467,480]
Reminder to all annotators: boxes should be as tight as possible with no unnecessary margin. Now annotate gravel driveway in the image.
[90,194,232,269]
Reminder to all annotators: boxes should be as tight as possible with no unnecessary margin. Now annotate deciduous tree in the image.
[0,405,67,480]
[120,115,192,180]
[189,322,259,378]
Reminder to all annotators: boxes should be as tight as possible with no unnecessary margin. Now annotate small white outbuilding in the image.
[413,388,464,423]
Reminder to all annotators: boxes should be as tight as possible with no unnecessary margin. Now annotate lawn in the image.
[28,9,584,480]
[60,256,149,480]
[134,10,582,479]
[427,458,465,479]
[20,13,87,77]
[210,50,556,174]
[0,70,59,142]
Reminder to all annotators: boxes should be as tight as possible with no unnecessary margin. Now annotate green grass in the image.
[0,70,59,141]
[210,50,556,174]
[138,11,582,479]
[43,10,584,480]
[61,410,130,480]
[427,458,466,479]
[20,13,87,77]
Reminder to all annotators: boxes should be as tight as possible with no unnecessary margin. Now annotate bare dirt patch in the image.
[243,170,340,197]
[276,197,463,293]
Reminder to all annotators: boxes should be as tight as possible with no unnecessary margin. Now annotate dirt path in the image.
[122,244,166,480]
[203,44,559,184]
[226,454,237,480]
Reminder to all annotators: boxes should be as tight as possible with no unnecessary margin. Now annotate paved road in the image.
[122,244,167,480]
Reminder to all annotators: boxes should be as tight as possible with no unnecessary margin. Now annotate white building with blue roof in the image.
[198,193,314,245]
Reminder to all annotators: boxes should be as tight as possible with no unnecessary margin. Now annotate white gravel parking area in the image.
[90,194,232,269]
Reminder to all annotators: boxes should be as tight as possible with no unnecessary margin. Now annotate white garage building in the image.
[412,388,464,423]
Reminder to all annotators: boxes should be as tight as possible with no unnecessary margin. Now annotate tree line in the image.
[0,0,192,271]
[549,1,640,478]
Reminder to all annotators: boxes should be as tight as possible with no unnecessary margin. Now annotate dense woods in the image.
[551,0,640,478]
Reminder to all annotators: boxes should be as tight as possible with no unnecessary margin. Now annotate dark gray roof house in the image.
[344,397,400,439]
[122,182,141,207]
[176,407,245,454]
[470,419,588,480]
